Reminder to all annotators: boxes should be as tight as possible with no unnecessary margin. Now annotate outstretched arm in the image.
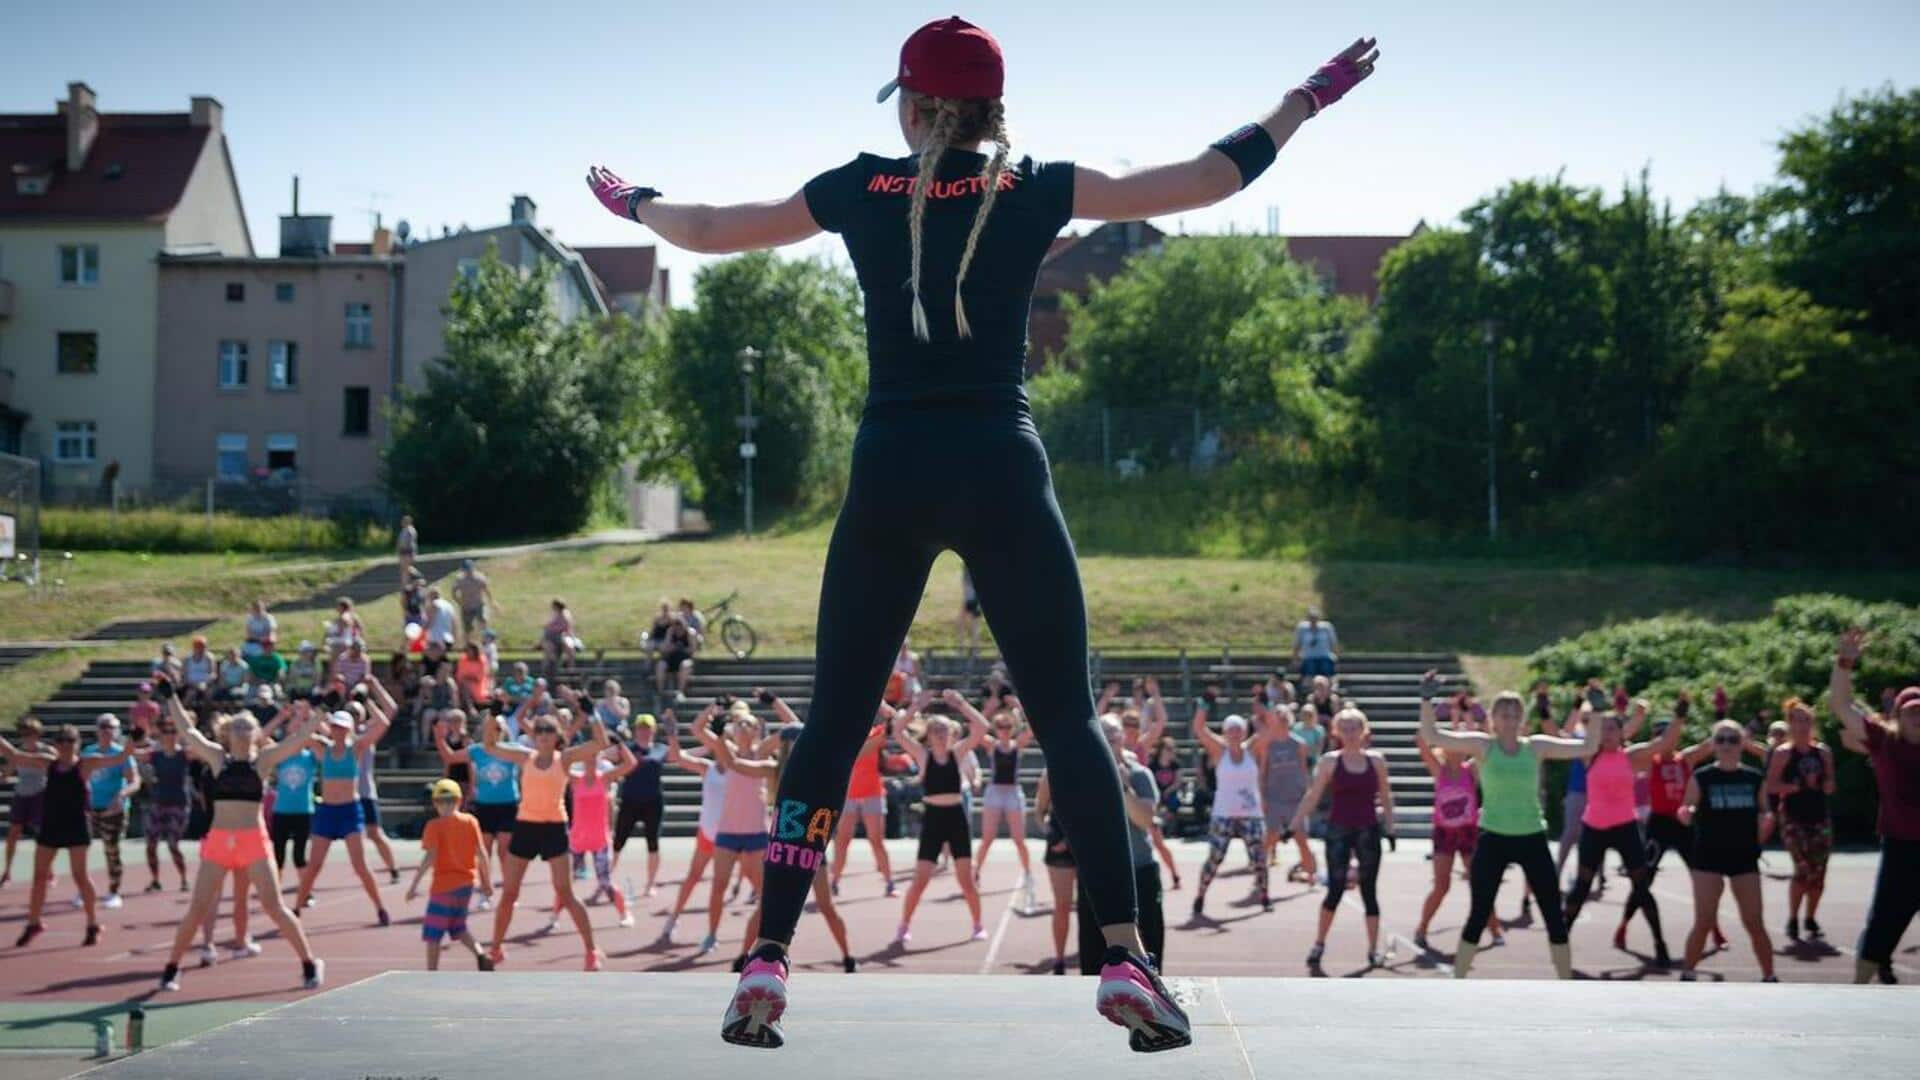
[586,168,819,255]
[1417,670,1487,758]
[1072,38,1378,222]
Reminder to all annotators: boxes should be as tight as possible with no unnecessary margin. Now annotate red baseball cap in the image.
[875,16,1005,103]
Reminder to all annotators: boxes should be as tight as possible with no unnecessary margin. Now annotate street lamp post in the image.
[737,346,760,537]
[1482,320,1499,544]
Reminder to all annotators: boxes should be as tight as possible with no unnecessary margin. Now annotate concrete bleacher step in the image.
[80,618,215,642]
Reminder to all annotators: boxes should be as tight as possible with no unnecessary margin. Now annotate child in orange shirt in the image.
[407,779,493,970]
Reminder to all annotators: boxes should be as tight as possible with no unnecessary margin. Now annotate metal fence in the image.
[48,471,394,523]
[1033,403,1316,475]
[0,451,40,566]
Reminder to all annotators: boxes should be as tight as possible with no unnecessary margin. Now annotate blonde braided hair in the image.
[906,95,1011,341]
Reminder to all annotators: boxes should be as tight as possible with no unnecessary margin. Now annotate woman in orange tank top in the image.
[479,684,610,972]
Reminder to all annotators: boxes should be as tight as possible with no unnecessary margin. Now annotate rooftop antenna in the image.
[358,190,392,234]
[291,175,299,215]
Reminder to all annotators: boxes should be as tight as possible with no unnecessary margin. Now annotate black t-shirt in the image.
[1779,745,1829,824]
[804,151,1075,405]
[1692,764,1764,856]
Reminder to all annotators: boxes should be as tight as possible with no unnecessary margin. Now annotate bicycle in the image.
[701,590,758,660]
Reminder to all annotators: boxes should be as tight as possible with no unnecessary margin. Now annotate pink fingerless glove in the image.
[1292,53,1366,117]
[586,166,660,222]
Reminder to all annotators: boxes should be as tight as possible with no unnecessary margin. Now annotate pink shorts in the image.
[1432,824,1478,858]
[201,825,271,870]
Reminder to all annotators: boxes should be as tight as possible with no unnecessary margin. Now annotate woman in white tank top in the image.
[1190,691,1274,917]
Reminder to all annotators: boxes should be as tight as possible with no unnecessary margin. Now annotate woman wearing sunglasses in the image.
[2,720,135,947]
[1676,720,1777,982]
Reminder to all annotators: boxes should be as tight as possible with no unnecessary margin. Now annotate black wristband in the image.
[1209,123,1277,190]
[624,186,663,221]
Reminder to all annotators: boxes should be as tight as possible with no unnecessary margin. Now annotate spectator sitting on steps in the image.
[214,648,249,705]
[287,642,324,699]
[243,600,277,658]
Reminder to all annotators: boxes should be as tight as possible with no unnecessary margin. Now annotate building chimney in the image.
[190,95,223,132]
[65,82,98,172]
[510,195,537,226]
[371,225,393,257]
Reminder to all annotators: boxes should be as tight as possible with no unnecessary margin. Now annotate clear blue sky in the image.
[6,1,1917,299]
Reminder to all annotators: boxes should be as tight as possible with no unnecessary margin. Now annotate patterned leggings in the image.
[577,847,614,900]
[87,808,125,892]
[1197,816,1268,900]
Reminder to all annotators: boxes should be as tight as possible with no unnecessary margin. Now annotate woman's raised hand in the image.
[586,165,660,222]
[1294,37,1379,116]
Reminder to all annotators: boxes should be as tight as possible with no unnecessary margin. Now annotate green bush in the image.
[1526,594,1920,840]
[42,508,390,554]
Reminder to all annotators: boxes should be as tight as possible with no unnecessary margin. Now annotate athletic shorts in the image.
[37,818,91,849]
[144,803,190,844]
[662,649,693,672]
[842,795,885,818]
[10,791,44,837]
[1692,846,1761,878]
[1044,831,1076,869]
[983,784,1024,814]
[423,886,474,942]
[472,802,517,836]
[1577,821,1648,873]
[313,801,365,840]
[461,606,488,634]
[917,803,973,863]
[1433,823,1478,858]
[358,796,382,828]
[713,832,768,854]
[201,825,270,870]
[508,820,570,861]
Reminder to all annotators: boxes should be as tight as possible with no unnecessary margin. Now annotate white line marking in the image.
[976,882,1025,975]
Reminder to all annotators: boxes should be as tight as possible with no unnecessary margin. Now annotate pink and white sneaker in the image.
[1095,947,1192,1053]
[721,944,790,1049]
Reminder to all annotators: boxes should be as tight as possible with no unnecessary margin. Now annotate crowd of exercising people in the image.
[0,628,1914,989]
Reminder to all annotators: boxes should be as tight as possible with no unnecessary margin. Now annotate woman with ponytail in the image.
[589,16,1378,1052]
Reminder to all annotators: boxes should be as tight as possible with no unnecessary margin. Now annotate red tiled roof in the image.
[0,112,210,221]
[1282,235,1407,302]
[1034,221,1165,295]
[574,245,659,296]
[333,242,372,255]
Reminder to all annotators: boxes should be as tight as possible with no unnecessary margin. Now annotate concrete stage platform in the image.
[84,973,1915,1079]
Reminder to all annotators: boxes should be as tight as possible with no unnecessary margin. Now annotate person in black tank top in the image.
[971,696,1035,891]
[1677,721,1777,982]
[589,15,1378,1052]
[2,723,137,947]
[892,701,987,944]
[1766,699,1834,941]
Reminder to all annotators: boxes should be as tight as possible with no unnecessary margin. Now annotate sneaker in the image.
[1367,951,1387,968]
[884,880,897,899]
[144,881,163,894]
[830,879,841,898]
[1612,924,1628,951]
[1191,897,1205,919]
[13,923,41,947]
[475,894,493,912]
[1053,958,1067,976]
[1762,974,1779,983]
[661,914,678,942]
[102,893,123,910]
[1307,942,1325,968]
[1805,918,1824,940]
[389,868,401,886]
[377,909,391,928]
[83,924,100,946]
[970,924,988,942]
[198,944,218,968]
[69,894,84,910]
[1490,932,1506,947]
[303,959,325,990]
[159,964,181,992]
[894,923,911,945]
[697,933,718,957]
[1679,970,1697,982]
[179,880,189,893]
[617,911,635,928]
[720,943,790,1049]
[1095,947,1192,1054]
[1413,930,1430,952]
[230,939,262,960]
[1711,928,1728,951]
[1653,942,1673,970]
[1785,916,1800,940]
[1878,962,1898,985]
[731,953,748,974]
[543,914,560,935]
[843,955,857,974]
[477,954,495,972]
[585,949,605,973]
[1520,897,1534,920]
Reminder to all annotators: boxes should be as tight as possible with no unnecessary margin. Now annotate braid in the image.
[953,99,1010,339]
[907,99,963,343]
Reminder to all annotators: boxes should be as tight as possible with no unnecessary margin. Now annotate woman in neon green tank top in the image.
[1419,673,1599,979]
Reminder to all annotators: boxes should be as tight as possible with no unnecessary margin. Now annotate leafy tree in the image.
[660,252,864,522]
[1766,86,1920,343]
[383,247,660,540]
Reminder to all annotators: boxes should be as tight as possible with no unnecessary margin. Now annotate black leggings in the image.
[1463,831,1567,945]
[1566,822,1664,943]
[1322,823,1383,915]
[758,403,1132,945]
[1621,814,1689,929]
[270,812,311,871]
[612,798,663,854]
[1079,863,1164,974]
[1859,836,1920,966]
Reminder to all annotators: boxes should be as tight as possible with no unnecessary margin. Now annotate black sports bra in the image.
[924,750,961,797]
[212,759,264,803]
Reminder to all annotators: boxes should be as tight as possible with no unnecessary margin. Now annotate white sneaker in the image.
[230,940,262,960]
[660,914,677,942]
[542,914,560,934]
[473,893,492,912]
[70,895,84,910]
[103,893,123,910]
[617,912,635,928]
[198,944,218,968]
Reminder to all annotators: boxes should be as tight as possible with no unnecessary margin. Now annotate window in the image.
[225,282,245,302]
[455,258,480,283]
[268,341,298,390]
[344,302,373,348]
[54,421,97,463]
[216,433,248,480]
[218,340,248,389]
[56,332,98,374]
[58,244,99,286]
[275,282,295,303]
[266,434,298,474]
[342,387,371,436]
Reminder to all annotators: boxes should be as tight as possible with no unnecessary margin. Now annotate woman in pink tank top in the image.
[1563,700,1686,969]
[548,744,636,930]
[1413,700,1501,950]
